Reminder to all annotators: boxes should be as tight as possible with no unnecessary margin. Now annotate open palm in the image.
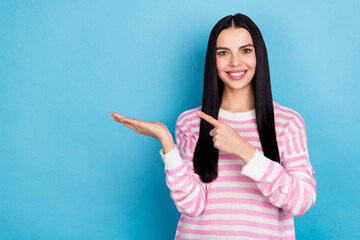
[110,111,169,140]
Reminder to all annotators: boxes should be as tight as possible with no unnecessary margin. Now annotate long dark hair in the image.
[193,13,280,183]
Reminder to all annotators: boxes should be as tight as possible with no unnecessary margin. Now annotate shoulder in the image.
[175,105,202,135]
[273,101,306,134]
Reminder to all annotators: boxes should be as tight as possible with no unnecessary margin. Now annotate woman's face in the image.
[216,27,256,92]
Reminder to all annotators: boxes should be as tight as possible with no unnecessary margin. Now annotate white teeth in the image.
[228,71,245,76]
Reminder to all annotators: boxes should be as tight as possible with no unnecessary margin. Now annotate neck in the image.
[220,85,255,112]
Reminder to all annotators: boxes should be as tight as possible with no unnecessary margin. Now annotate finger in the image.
[114,116,137,126]
[110,112,126,119]
[114,117,140,132]
[209,128,215,136]
[121,117,142,127]
[196,110,222,127]
[122,121,140,133]
[110,112,143,124]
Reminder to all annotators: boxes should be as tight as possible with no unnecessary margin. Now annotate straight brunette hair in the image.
[193,13,280,183]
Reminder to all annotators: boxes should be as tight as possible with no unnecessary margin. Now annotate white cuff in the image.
[241,149,271,181]
[159,146,184,171]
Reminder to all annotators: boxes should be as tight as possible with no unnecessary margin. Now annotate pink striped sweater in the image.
[159,101,317,239]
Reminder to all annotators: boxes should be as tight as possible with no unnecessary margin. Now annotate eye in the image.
[217,51,228,56]
[242,48,251,54]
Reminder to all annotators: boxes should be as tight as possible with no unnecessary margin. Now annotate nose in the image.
[229,54,241,67]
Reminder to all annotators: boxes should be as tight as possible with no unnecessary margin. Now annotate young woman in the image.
[110,13,317,240]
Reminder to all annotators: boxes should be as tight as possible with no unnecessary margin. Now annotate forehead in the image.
[216,27,253,47]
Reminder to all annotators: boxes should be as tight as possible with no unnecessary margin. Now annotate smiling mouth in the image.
[227,70,247,76]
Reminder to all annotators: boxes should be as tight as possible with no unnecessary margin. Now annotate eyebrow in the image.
[216,44,254,50]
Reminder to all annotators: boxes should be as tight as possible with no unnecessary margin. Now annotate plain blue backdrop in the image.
[1,0,359,239]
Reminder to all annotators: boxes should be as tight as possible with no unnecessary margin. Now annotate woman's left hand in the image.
[196,110,256,164]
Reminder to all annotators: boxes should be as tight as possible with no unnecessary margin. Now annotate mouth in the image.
[226,70,247,80]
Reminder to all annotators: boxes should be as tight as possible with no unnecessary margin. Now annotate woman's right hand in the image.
[110,111,171,142]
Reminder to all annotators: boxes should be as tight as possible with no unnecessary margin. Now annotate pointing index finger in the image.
[196,110,222,127]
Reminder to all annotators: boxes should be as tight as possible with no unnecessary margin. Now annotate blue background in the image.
[1,0,359,239]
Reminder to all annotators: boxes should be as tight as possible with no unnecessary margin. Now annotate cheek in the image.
[249,54,256,68]
[251,59,256,69]
[216,58,228,72]
[243,58,256,70]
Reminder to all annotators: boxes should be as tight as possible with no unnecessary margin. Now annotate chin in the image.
[222,77,252,89]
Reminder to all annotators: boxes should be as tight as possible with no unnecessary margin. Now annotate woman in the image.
[110,13,317,240]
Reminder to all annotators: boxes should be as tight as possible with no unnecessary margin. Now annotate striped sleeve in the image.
[159,116,207,217]
[241,114,317,217]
